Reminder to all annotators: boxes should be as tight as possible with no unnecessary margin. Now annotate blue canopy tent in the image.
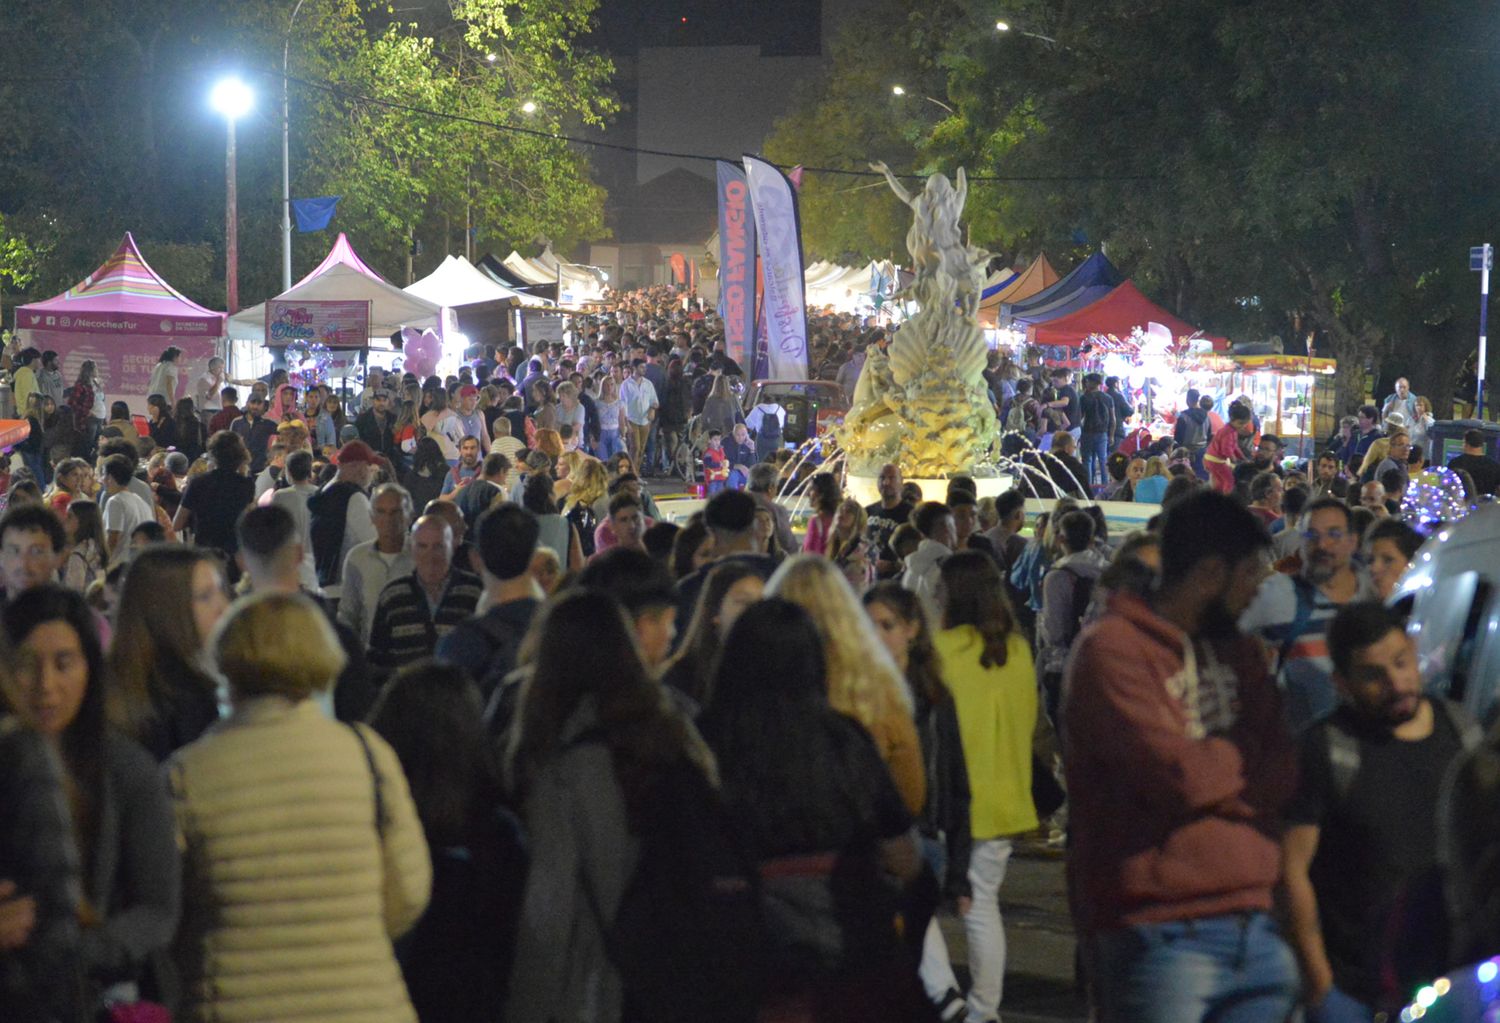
[1012,281,1120,326]
[979,269,1020,301]
[1002,250,1123,323]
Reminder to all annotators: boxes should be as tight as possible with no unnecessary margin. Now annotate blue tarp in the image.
[1002,250,1122,321]
[1012,282,1119,326]
[980,269,1020,301]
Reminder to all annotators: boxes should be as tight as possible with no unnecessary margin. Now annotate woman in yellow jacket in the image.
[932,550,1038,1023]
[168,592,431,1023]
[768,555,926,814]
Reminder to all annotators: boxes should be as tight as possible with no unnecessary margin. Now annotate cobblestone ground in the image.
[937,848,1089,1023]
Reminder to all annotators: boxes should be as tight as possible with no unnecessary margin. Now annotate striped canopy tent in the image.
[977,253,1060,326]
[14,232,224,412]
[1027,280,1229,351]
[1003,250,1123,324]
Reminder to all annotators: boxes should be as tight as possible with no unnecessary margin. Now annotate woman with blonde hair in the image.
[1132,455,1171,504]
[1357,436,1392,484]
[1410,395,1435,457]
[109,547,230,760]
[766,554,925,813]
[562,456,608,558]
[168,591,430,1023]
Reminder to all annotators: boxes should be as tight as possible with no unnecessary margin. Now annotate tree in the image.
[0,0,616,307]
[913,0,1500,417]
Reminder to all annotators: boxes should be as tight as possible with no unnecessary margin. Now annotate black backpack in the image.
[585,751,765,1023]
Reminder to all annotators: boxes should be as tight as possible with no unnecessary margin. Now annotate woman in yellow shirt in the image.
[932,549,1038,1023]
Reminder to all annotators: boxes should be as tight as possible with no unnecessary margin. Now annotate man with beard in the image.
[1282,602,1481,1021]
[1064,491,1300,1022]
[864,462,911,579]
[1241,498,1376,733]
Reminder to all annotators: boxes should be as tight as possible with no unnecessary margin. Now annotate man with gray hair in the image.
[368,514,483,672]
[746,461,797,556]
[337,482,415,645]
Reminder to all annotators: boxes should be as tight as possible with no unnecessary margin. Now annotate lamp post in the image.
[890,85,955,114]
[209,77,254,315]
[282,0,309,292]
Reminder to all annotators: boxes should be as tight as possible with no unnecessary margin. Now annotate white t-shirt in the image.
[103,489,152,541]
[146,362,179,403]
[271,482,320,591]
[196,371,224,411]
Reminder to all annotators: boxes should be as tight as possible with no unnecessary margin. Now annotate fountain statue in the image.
[839,163,1001,480]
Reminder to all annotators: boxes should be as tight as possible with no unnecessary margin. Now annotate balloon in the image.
[402,327,441,379]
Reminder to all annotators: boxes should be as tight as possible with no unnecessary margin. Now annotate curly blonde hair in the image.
[564,456,608,512]
[766,555,913,728]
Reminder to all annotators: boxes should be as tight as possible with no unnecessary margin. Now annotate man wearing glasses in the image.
[1240,497,1376,733]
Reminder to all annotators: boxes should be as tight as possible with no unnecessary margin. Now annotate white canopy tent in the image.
[227,233,451,379]
[406,255,552,308]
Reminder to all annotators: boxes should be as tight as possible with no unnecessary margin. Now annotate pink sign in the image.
[15,330,218,413]
[265,299,372,349]
[16,309,220,336]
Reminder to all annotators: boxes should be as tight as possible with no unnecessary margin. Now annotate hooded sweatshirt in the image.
[1062,592,1297,935]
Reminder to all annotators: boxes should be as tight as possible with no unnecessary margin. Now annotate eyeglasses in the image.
[1300,529,1348,544]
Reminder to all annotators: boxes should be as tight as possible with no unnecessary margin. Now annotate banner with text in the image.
[715,161,757,371]
[743,154,808,381]
[13,328,216,413]
[264,299,372,349]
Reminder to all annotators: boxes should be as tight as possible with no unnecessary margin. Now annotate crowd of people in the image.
[2,295,1500,1023]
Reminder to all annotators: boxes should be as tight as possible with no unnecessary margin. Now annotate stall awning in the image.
[1027,280,1228,351]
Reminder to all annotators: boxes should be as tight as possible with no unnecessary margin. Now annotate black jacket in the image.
[355,409,396,459]
[0,716,87,1023]
[913,694,973,900]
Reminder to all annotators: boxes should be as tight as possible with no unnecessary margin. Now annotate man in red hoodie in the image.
[1064,490,1299,1022]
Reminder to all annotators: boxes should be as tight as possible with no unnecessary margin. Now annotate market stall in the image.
[979,253,1060,327]
[14,233,224,412]
[227,233,451,381]
[406,254,549,350]
[1229,353,1337,457]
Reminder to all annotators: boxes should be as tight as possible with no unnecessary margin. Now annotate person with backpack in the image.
[307,440,380,601]
[1037,510,1108,733]
[1077,373,1117,491]
[435,505,543,702]
[1240,498,1376,733]
[699,598,930,1022]
[506,590,754,1023]
[1172,389,1211,475]
[1282,602,1482,1022]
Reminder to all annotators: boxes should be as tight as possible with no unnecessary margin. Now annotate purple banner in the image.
[715,161,756,371]
[265,299,372,349]
[743,154,808,381]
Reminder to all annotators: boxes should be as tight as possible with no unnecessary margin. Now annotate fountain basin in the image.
[843,474,1014,507]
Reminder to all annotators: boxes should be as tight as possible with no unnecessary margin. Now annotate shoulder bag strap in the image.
[347,723,386,839]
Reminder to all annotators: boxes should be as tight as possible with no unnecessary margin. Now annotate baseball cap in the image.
[335,440,377,465]
[459,384,479,398]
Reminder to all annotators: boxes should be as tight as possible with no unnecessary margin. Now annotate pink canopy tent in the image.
[15,233,224,412]
[1026,280,1228,351]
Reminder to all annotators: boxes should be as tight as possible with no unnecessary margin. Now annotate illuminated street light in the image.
[521,100,537,114]
[209,77,254,314]
[486,52,498,62]
[892,85,906,96]
[995,20,1010,31]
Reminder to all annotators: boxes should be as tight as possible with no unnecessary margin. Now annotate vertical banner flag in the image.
[743,154,808,381]
[715,161,756,370]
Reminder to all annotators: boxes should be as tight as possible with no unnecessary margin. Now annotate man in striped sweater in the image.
[368,514,482,672]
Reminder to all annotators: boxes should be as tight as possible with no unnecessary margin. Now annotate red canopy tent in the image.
[1026,280,1227,351]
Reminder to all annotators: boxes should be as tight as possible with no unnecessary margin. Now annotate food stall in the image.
[1228,354,1337,457]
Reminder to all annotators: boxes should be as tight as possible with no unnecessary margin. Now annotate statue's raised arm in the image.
[869,161,915,208]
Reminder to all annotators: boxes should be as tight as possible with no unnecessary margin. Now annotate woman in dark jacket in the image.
[863,583,972,1021]
[3,586,181,1011]
[699,599,934,1023]
[369,660,526,1023]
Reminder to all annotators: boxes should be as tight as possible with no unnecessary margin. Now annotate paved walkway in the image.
[938,849,1089,1022]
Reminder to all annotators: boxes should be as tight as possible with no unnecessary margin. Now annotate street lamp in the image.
[995,18,1061,46]
[891,85,954,115]
[891,84,907,96]
[282,0,309,293]
[995,20,1010,31]
[209,76,253,315]
[521,100,538,114]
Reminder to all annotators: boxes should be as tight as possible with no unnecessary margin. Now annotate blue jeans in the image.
[596,430,623,462]
[1091,912,1299,1023]
[1081,431,1110,489]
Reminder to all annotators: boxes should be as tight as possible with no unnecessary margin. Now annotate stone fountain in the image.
[839,163,1004,503]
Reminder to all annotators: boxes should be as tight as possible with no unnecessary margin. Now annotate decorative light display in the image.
[1401,467,1472,534]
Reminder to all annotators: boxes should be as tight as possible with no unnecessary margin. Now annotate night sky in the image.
[590,0,824,57]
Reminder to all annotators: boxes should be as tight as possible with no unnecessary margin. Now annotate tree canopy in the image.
[771,0,1500,414]
[0,0,615,309]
